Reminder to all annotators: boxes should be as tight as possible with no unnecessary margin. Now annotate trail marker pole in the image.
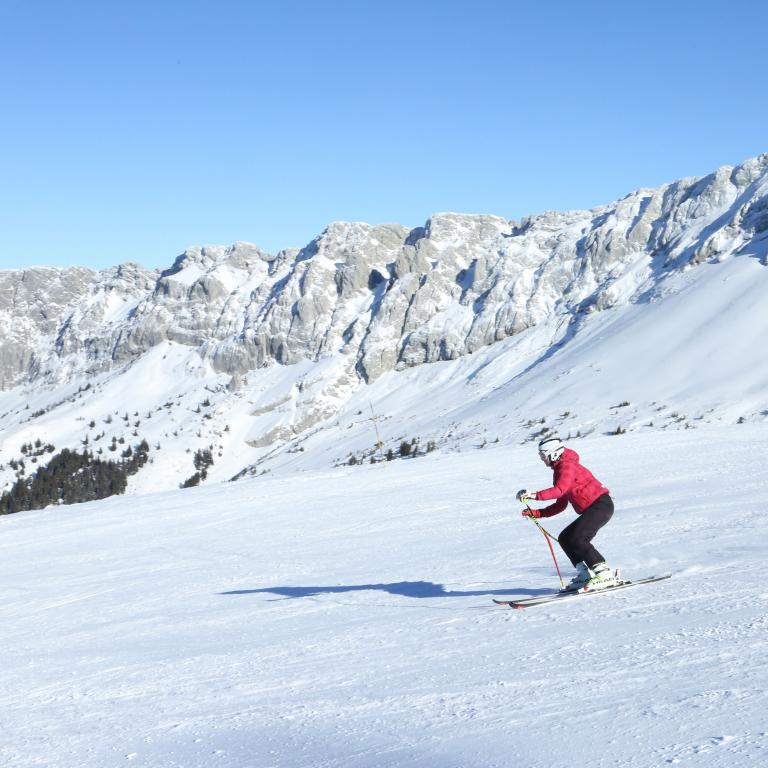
[368,403,384,460]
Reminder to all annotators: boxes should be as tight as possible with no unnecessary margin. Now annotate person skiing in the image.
[517,436,617,591]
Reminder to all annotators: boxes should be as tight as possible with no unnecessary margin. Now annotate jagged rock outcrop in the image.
[1,153,767,391]
[0,263,157,387]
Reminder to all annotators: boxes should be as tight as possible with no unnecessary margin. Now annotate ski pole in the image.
[531,516,559,544]
[523,501,565,590]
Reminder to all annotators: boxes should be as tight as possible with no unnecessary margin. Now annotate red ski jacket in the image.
[534,448,609,517]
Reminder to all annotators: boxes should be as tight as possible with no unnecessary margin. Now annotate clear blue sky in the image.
[2,0,766,271]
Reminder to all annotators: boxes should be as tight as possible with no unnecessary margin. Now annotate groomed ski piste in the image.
[2,424,767,767]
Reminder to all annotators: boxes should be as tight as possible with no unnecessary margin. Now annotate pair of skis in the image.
[493,574,671,609]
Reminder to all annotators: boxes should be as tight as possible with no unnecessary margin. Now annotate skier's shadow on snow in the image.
[220,581,550,600]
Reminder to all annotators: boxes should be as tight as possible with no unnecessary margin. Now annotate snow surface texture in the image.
[2,427,767,767]
[2,154,768,493]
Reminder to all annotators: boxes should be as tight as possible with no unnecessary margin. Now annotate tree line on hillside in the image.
[180,448,215,488]
[345,437,438,466]
[0,440,150,516]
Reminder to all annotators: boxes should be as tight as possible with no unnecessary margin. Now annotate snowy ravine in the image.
[2,426,767,768]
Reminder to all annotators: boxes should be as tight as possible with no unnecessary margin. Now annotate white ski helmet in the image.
[538,436,565,463]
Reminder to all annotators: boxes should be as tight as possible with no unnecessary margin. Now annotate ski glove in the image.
[516,489,534,502]
[521,507,541,519]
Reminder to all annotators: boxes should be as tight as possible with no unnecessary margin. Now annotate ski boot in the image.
[585,562,618,590]
[563,562,591,591]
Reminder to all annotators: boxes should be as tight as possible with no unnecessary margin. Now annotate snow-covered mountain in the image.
[1,153,768,496]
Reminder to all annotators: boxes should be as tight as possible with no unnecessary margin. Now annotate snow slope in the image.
[2,426,767,767]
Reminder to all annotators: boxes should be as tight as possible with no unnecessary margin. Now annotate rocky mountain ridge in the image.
[3,153,766,394]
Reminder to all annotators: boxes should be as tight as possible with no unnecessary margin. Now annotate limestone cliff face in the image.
[0,263,157,387]
[1,153,767,390]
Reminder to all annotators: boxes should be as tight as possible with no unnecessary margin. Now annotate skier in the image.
[517,436,617,591]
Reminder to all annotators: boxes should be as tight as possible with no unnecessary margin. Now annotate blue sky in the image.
[2,0,766,271]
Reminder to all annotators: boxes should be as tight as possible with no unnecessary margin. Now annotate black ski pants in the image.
[558,494,614,568]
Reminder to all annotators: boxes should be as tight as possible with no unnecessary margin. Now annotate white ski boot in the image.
[564,562,591,591]
[585,562,618,590]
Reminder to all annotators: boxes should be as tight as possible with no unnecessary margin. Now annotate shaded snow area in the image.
[2,426,767,767]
